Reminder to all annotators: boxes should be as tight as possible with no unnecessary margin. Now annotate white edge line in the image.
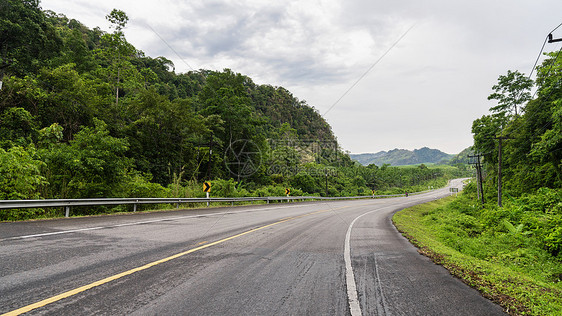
[1,204,314,241]
[344,202,415,316]
[344,213,364,316]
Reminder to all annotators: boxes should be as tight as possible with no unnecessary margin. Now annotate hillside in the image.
[0,4,339,189]
[0,2,471,209]
[350,147,454,166]
[448,147,473,165]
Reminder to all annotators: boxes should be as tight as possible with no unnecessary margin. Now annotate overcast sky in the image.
[41,0,562,154]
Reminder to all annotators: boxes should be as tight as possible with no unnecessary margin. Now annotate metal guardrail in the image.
[0,191,430,218]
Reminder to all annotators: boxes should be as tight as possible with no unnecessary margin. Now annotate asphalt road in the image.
[0,180,506,315]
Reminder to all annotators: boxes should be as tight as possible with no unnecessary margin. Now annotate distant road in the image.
[0,180,505,315]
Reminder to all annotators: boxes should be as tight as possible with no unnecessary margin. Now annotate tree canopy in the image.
[473,51,562,196]
[0,3,464,220]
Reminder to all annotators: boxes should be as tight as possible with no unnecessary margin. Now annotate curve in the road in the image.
[1,205,352,316]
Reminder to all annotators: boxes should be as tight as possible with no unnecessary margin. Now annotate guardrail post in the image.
[0,189,449,217]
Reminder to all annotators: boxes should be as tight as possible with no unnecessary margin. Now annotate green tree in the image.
[51,18,96,73]
[39,119,132,198]
[527,52,562,185]
[198,69,266,181]
[0,0,62,76]
[472,52,562,195]
[472,114,503,165]
[198,69,260,145]
[95,9,140,107]
[106,9,128,31]
[0,145,46,199]
[6,64,101,140]
[0,107,38,148]
[488,70,533,116]
[125,88,215,185]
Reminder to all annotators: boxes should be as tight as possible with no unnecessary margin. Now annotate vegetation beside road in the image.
[393,39,562,315]
[0,167,456,221]
[0,2,469,221]
[393,184,562,316]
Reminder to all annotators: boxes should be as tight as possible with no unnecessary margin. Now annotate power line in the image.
[322,24,415,117]
[528,36,548,80]
[488,30,554,120]
[549,22,562,35]
[507,44,562,138]
[144,23,196,72]
[476,25,562,204]
[491,25,562,140]
[530,44,562,100]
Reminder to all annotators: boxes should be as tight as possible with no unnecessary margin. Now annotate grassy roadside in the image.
[393,195,562,315]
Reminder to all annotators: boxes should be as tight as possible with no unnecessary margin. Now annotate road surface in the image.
[0,179,505,315]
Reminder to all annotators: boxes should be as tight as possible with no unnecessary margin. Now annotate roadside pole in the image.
[204,182,211,207]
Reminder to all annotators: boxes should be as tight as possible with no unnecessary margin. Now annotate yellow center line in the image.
[2,204,357,316]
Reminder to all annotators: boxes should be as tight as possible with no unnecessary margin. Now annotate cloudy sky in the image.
[41,0,562,154]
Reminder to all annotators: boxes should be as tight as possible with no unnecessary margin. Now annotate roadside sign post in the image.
[285,188,290,202]
[204,182,211,206]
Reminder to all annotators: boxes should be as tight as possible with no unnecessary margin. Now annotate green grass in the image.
[393,195,562,316]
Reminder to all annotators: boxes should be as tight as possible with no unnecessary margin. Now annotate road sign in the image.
[372,190,376,195]
[203,182,211,193]
[285,188,290,195]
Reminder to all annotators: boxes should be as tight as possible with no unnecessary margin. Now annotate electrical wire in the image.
[549,22,562,35]
[490,23,562,140]
[477,23,562,182]
[528,36,548,80]
[322,24,415,117]
[496,22,562,120]
[506,44,562,138]
[145,23,196,72]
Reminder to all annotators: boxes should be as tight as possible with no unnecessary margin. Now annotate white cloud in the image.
[40,0,562,154]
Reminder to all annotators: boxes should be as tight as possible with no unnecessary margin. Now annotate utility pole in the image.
[325,169,329,197]
[497,137,503,207]
[495,136,512,207]
[468,155,479,202]
[548,33,562,43]
[476,155,485,205]
[0,61,10,90]
[206,134,214,180]
[468,153,485,206]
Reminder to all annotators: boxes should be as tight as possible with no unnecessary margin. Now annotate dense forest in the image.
[389,42,562,315]
[472,63,562,196]
[0,1,466,220]
[467,49,562,258]
[392,50,562,313]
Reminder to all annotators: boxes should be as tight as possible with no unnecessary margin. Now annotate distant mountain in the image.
[349,147,455,166]
[448,147,473,165]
